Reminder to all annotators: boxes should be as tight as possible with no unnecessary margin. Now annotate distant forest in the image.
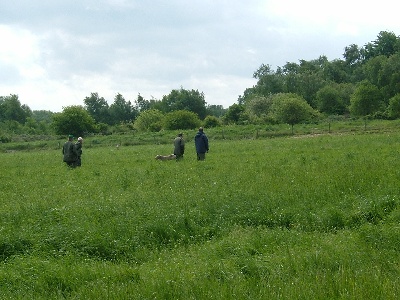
[1,31,399,138]
[238,30,400,123]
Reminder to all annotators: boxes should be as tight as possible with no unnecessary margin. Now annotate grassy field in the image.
[0,130,399,299]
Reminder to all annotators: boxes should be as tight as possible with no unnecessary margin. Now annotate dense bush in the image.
[163,110,201,130]
[133,109,164,131]
[0,133,11,143]
[203,115,221,128]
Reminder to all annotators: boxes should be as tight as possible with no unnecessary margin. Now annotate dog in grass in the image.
[155,154,176,160]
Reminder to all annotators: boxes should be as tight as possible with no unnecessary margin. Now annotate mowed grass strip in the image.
[0,132,399,299]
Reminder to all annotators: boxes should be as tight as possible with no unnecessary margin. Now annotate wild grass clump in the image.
[0,130,399,298]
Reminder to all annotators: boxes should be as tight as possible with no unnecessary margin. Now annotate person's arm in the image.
[180,138,185,153]
[203,136,209,151]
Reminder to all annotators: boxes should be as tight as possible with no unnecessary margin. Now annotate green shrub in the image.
[203,115,221,128]
[163,110,201,130]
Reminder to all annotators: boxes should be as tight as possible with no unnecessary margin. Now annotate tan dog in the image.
[155,154,176,160]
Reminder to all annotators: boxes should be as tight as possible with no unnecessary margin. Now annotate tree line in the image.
[0,88,226,139]
[1,31,400,139]
[232,30,400,125]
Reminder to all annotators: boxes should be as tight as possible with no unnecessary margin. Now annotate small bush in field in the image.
[203,115,221,128]
[163,110,201,130]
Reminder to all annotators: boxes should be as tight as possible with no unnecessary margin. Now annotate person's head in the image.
[178,133,183,137]
[68,134,73,141]
[78,137,83,143]
[198,127,203,132]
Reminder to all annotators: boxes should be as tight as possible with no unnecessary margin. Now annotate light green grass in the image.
[0,132,399,299]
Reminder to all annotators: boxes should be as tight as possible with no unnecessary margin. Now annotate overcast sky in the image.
[1,0,399,112]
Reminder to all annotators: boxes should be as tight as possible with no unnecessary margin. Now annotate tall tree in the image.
[160,88,207,119]
[134,93,152,112]
[281,62,300,93]
[206,104,226,118]
[109,93,137,125]
[0,94,31,123]
[316,85,346,115]
[322,59,348,84]
[252,64,284,96]
[372,31,399,57]
[269,93,318,133]
[361,31,399,61]
[343,44,362,66]
[361,55,387,87]
[32,110,54,123]
[223,103,246,124]
[52,105,96,136]
[350,81,383,117]
[83,92,110,124]
[387,94,400,119]
[378,53,400,100]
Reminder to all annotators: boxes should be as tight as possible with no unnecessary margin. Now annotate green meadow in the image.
[1,130,399,299]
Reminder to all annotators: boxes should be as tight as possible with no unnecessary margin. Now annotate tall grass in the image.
[0,131,399,299]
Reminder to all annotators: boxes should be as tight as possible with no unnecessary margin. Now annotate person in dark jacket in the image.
[75,137,83,166]
[194,127,209,161]
[62,135,78,167]
[173,133,185,160]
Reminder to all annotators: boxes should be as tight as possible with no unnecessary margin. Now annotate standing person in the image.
[75,137,83,167]
[62,135,78,167]
[173,133,185,160]
[194,127,209,161]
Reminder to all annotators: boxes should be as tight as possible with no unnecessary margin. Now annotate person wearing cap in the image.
[62,135,78,167]
[194,127,209,161]
[75,137,83,166]
[173,133,185,160]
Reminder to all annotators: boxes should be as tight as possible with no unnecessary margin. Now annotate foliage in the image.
[52,105,96,136]
[206,104,226,118]
[0,94,31,124]
[203,115,221,128]
[316,83,355,116]
[109,93,138,125]
[30,110,53,123]
[223,103,247,124]
[160,88,207,119]
[83,92,111,124]
[362,30,399,60]
[269,93,319,133]
[379,52,400,100]
[387,93,400,119]
[241,31,400,122]
[316,85,347,115]
[350,81,383,117]
[133,109,164,132]
[0,120,24,134]
[245,95,274,123]
[361,55,388,87]
[163,110,201,130]
[0,131,11,143]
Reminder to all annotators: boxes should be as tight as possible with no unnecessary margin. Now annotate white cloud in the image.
[1,1,399,112]
[0,25,45,80]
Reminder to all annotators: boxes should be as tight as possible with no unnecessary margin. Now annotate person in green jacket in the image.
[62,135,78,167]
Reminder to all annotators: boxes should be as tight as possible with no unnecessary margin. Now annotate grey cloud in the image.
[4,0,388,111]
